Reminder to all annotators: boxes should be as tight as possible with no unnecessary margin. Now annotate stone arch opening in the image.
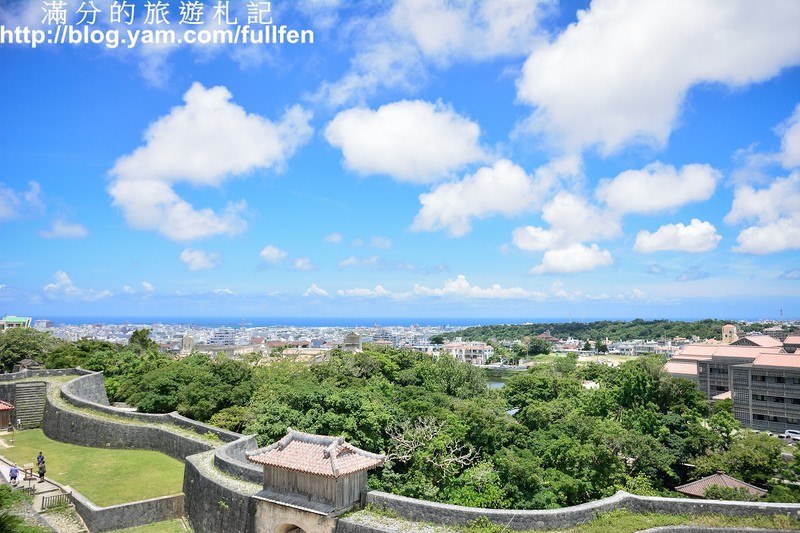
[274,524,306,533]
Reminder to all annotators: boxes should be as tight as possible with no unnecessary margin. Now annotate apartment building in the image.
[441,341,494,365]
[731,353,800,432]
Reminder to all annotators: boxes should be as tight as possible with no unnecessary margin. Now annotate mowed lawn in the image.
[0,429,184,507]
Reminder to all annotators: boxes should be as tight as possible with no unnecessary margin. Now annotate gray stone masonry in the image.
[70,489,184,532]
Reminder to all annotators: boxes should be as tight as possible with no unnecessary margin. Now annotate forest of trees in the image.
[2,326,800,509]
[443,319,784,343]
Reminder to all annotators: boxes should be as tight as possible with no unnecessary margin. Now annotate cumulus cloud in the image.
[141,281,155,293]
[413,275,545,300]
[293,258,315,271]
[180,248,221,271]
[517,0,800,153]
[324,232,343,244]
[390,0,553,63]
[39,219,88,239]
[43,271,113,301]
[0,181,43,222]
[213,288,236,296]
[529,244,613,274]
[260,245,289,265]
[303,284,330,297]
[725,172,800,254]
[634,219,721,253]
[512,192,620,251]
[325,100,485,183]
[413,158,571,237]
[109,83,312,241]
[313,1,552,107]
[779,104,800,169]
[337,285,392,298]
[596,163,719,214]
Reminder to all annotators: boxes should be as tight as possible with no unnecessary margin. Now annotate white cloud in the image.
[303,284,330,297]
[141,281,155,293]
[338,256,382,269]
[180,248,221,271]
[390,0,552,64]
[779,104,800,169]
[325,100,485,183]
[260,245,289,264]
[213,288,236,296]
[313,41,427,108]
[351,238,364,247]
[512,192,620,251]
[43,271,113,301]
[370,236,392,249]
[313,1,551,106]
[324,232,343,244]
[0,181,43,222]
[413,158,567,237]
[109,83,312,241]
[529,243,613,274]
[293,258,315,271]
[39,219,88,239]
[634,219,721,253]
[413,275,545,300]
[122,285,137,294]
[596,163,719,214]
[517,0,800,153]
[337,285,392,298]
[725,172,800,254]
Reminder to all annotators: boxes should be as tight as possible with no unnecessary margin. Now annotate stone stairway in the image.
[15,382,46,429]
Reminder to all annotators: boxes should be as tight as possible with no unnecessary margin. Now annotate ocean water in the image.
[41,316,607,328]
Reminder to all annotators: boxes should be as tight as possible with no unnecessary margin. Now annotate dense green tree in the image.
[0,328,59,371]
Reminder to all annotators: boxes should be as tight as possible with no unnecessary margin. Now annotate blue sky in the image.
[1,0,799,320]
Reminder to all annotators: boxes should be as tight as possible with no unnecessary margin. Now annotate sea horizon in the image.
[27,315,792,328]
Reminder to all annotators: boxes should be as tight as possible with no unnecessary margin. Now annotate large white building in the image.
[441,341,494,365]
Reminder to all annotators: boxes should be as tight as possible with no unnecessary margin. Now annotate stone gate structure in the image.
[246,429,384,533]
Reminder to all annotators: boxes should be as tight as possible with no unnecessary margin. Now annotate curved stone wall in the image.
[43,386,214,461]
[70,490,184,532]
[365,490,800,530]
[184,452,258,533]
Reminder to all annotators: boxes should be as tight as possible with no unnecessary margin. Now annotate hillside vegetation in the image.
[442,319,783,343]
[2,327,800,509]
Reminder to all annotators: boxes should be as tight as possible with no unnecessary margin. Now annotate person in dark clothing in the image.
[36,451,44,466]
[9,464,19,486]
[37,462,46,483]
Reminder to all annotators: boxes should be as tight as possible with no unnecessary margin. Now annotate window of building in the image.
[755,414,766,420]
[752,375,766,382]
[777,377,786,384]
[789,418,799,425]
[792,378,800,385]
[715,386,727,392]
[774,396,785,403]
[792,398,800,405]
[770,416,781,422]
[753,394,765,401]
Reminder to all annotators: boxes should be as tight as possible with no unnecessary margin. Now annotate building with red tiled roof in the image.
[731,351,800,432]
[675,471,767,499]
[784,335,800,354]
[732,335,784,349]
[247,428,384,515]
[0,400,14,428]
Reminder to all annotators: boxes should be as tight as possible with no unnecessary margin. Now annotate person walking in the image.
[9,464,18,486]
[37,462,46,483]
[36,451,44,466]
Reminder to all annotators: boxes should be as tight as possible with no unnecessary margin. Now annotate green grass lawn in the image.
[0,429,184,507]
[112,519,188,532]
